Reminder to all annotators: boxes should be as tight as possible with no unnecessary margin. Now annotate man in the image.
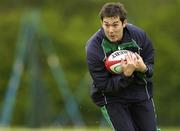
[86,2,159,131]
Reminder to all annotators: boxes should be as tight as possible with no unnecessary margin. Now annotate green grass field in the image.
[0,127,179,131]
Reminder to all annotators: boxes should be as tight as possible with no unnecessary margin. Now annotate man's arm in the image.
[127,24,154,77]
[86,48,134,94]
[139,32,154,77]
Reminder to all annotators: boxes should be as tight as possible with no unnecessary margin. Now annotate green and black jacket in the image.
[86,24,154,106]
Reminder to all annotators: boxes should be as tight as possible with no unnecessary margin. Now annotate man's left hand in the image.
[134,53,147,73]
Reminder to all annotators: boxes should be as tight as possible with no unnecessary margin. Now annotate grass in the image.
[160,127,180,131]
[0,127,111,131]
[0,127,179,131]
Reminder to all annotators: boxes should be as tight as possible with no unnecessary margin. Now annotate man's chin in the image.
[109,39,117,43]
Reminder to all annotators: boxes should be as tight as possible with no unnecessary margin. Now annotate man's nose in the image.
[109,26,114,33]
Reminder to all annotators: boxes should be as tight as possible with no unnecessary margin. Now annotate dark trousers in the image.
[101,99,157,131]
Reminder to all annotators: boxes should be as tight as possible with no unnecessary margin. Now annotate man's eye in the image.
[113,24,118,27]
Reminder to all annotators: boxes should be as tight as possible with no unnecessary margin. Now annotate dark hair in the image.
[99,2,127,22]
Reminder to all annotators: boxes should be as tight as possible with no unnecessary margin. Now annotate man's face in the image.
[102,16,126,42]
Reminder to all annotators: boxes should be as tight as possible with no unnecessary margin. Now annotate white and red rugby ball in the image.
[105,50,136,74]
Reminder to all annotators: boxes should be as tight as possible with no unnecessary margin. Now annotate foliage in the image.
[0,0,179,127]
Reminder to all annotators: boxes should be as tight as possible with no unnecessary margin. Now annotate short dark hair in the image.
[99,2,127,22]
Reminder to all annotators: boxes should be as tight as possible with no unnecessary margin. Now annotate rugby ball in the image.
[105,50,135,74]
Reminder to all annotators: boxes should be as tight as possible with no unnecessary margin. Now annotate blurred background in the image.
[0,0,180,129]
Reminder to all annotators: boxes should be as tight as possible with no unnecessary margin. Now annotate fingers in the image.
[121,52,143,76]
[125,52,130,63]
[121,58,126,68]
[121,52,136,76]
[134,52,146,72]
[135,52,141,60]
[125,52,135,64]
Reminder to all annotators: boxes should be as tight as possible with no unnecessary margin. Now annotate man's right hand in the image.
[121,52,137,77]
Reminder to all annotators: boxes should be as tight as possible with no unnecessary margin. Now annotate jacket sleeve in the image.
[140,32,154,78]
[86,45,134,94]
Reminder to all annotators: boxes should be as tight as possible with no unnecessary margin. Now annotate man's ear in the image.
[123,19,128,28]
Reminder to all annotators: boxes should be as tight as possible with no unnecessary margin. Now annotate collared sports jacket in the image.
[86,24,154,106]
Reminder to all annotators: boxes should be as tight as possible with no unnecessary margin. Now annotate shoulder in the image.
[126,23,152,47]
[126,23,146,37]
[86,28,105,53]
